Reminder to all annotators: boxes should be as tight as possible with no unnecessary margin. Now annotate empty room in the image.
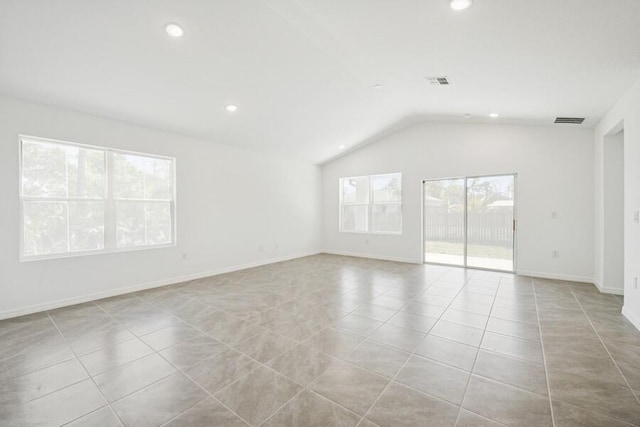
[2,0,640,426]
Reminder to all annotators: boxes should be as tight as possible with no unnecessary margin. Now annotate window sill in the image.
[338,230,402,236]
[19,242,177,262]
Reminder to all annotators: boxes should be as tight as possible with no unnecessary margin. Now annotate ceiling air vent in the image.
[554,117,585,125]
[426,76,450,85]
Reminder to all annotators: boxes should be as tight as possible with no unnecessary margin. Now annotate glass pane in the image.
[144,158,173,200]
[145,202,172,245]
[341,205,368,232]
[114,153,173,200]
[424,179,465,266]
[116,201,145,247]
[372,173,402,203]
[342,177,369,204]
[372,204,402,233]
[69,202,104,251]
[23,201,68,256]
[67,147,105,198]
[466,175,514,271]
[22,140,67,197]
[113,153,145,199]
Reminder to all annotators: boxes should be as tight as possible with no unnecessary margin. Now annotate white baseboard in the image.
[0,251,321,320]
[516,269,594,284]
[593,278,625,295]
[323,250,422,265]
[622,306,640,331]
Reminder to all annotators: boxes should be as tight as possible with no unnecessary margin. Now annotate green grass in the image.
[426,241,512,259]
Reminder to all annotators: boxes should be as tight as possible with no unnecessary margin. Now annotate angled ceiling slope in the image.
[1,0,639,164]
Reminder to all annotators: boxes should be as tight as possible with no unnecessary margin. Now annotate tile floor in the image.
[1,254,640,426]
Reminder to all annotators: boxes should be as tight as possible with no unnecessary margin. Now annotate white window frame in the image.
[19,135,177,261]
[339,172,402,235]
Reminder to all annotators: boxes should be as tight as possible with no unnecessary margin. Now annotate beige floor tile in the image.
[165,398,247,426]
[310,360,389,415]
[396,355,470,404]
[184,348,259,394]
[462,375,552,427]
[215,366,301,425]
[112,373,206,427]
[263,390,360,427]
[366,381,459,427]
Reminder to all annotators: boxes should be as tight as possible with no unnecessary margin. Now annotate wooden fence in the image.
[424,211,513,247]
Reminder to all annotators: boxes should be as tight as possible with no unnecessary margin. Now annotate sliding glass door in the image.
[423,178,466,266]
[423,174,516,272]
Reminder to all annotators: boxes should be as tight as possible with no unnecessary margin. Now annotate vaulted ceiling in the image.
[1,0,639,163]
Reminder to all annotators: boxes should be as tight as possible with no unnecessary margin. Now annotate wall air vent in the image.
[426,76,450,85]
[554,117,585,125]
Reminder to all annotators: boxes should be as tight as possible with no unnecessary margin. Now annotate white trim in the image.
[19,135,178,261]
[0,251,320,320]
[622,306,640,331]
[339,172,403,234]
[323,250,422,265]
[593,278,625,295]
[517,269,594,284]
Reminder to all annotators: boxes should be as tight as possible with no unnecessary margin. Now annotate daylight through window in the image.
[20,136,175,259]
[339,173,402,234]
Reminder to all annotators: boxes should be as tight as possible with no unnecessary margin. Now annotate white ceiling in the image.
[1,0,639,164]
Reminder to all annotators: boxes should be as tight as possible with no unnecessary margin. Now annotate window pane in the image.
[342,177,369,204]
[114,153,173,200]
[67,147,105,198]
[113,153,145,199]
[372,174,402,203]
[69,202,104,251]
[372,204,402,233]
[23,201,68,256]
[144,158,173,200]
[116,201,145,247]
[22,141,67,197]
[341,205,368,232]
[145,202,172,244]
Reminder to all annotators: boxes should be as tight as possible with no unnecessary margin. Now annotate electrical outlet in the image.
[365,239,370,245]
[551,211,557,219]
[552,250,559,258]
[635,212,640,224]
[259,245,264,251]
[275,243,279,250]
[635,277,638,290]
[181,252,188,260]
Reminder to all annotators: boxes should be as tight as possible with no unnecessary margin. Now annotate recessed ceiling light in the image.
[450,0,473,10]
[165,23,184,38]
[464,114,471,119]
[225,104,238,112]
[338,145,346,150]
[489,113,499,118]
[373,84,382,89]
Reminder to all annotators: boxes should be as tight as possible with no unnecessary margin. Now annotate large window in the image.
[339,173,402,234]
[20,136,175,260]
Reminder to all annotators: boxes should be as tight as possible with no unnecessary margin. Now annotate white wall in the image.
[595,77,640,330]
[322,122,595,282]
[602,131,625,294]
[0,96,322,319]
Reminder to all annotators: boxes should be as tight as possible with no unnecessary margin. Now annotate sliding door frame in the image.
[421,173,518,273]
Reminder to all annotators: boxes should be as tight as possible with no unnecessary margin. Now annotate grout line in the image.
[532,278,557,427]
[46,311,127,427]
[568,285,640,406]
[359,267,479,426]
[91,297,257,426]
[5,260,575,427]
[452,273,500,426]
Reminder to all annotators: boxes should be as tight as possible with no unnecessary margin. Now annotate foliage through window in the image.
[340,173,402,234]
[20,136,175,259]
